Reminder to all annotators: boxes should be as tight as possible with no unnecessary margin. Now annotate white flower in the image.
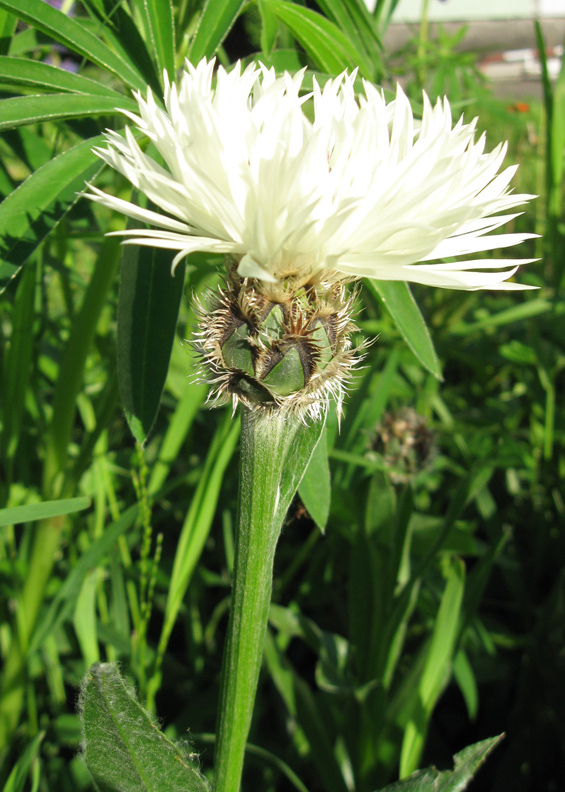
[87,58,536,291]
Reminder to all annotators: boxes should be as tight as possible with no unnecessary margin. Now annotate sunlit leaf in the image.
[0,135,103,293]
[0,0,148,90]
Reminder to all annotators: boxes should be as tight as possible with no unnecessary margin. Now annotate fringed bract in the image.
[195,259,360,420]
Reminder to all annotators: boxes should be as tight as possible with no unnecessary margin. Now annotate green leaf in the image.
[313,0,383,79]
[372,0,403,34]
[258,0,279,57]
[0,497,91,527]
[269,0,360,74]
[157,412,240,663]
[80,663,210,792]
[2,732,44,792]
[188,0,245,64]
[0,135,104,293]
[450,298,552,335]
[142,0,175,81]
[298,427,331,531]
[400,557,465,777]
[0,7,17,56]
[452,649,478,721]
[73,571,100,668]
[0,93,134,131]
[1,261,35,463]
[264,631,350,792]
[376,735,503,792]
[274,414,326,529]
[0,56,137,99]
[367,280,442,379]
[117,244,186,445]
[0,0,148,91]
[80,9,162,95]
[29,506,139,653]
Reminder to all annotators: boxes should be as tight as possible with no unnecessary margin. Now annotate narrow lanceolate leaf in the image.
[0,56,136,98]
[159,412,240,656]
[0,94,136,132]
[378,735,503,792]
[0,0,148,91]
[258,0,279,57]
[143,0,175,81]
[274,414,327,529]
[0,497,91,528]
[0,136,104,293]
[298,427,331,531]
[188,0,245,64]
[0,8,17,56]
[367,280,442,380]
[117,243,186,445]
[80,663,210,792]
[30,506,139,653]
[269,1,360,74]
[313,0,383,79]
[400,557,465,777]
[2,732,44,792]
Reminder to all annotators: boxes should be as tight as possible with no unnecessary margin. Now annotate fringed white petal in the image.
[86,58,535,290]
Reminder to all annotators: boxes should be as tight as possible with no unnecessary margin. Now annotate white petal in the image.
[237,254,277,282]
[86,61,536,292]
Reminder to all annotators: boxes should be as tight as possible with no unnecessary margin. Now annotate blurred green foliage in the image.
[0,1,563,791]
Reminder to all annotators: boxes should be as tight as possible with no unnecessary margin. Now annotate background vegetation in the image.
[0,1,563,790]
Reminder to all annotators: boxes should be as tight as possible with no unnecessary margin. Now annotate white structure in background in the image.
[381,0,565,94]
[389,0,565,21]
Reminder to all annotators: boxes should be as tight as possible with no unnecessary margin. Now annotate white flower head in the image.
[87,57,536,292]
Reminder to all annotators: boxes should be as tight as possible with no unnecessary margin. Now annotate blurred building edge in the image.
[381,0,565,98]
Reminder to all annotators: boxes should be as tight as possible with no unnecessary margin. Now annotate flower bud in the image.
[196,266,359,419]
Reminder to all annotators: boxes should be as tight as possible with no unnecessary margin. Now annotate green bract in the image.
[197,262,358,419]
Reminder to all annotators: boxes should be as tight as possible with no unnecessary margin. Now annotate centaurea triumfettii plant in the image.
[84,58,535,792]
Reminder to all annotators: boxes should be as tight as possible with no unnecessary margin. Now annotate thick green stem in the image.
[213,407,324,792]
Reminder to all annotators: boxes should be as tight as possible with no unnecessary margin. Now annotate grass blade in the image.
[400,557,465,777]
[0,497,91,527]
[157,412,240,655]
[29,506,139,653]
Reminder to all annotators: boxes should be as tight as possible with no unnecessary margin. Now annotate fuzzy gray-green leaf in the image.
[376,734,503,792]
[80,663,210,792]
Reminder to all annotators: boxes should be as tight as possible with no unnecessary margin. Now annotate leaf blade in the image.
[0,93,136,131]
[0,0,147,90]
[0,55,136,98]
[367,280,442,379]
[0,497,91,528]
[0,135,104,292]
[143,0,175,81]
[313,0,383,78]
[188,0,245,64]
[298,427,331,531]
[269,0,360,74]
[117,243,186,445]
[80,663,211,792]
